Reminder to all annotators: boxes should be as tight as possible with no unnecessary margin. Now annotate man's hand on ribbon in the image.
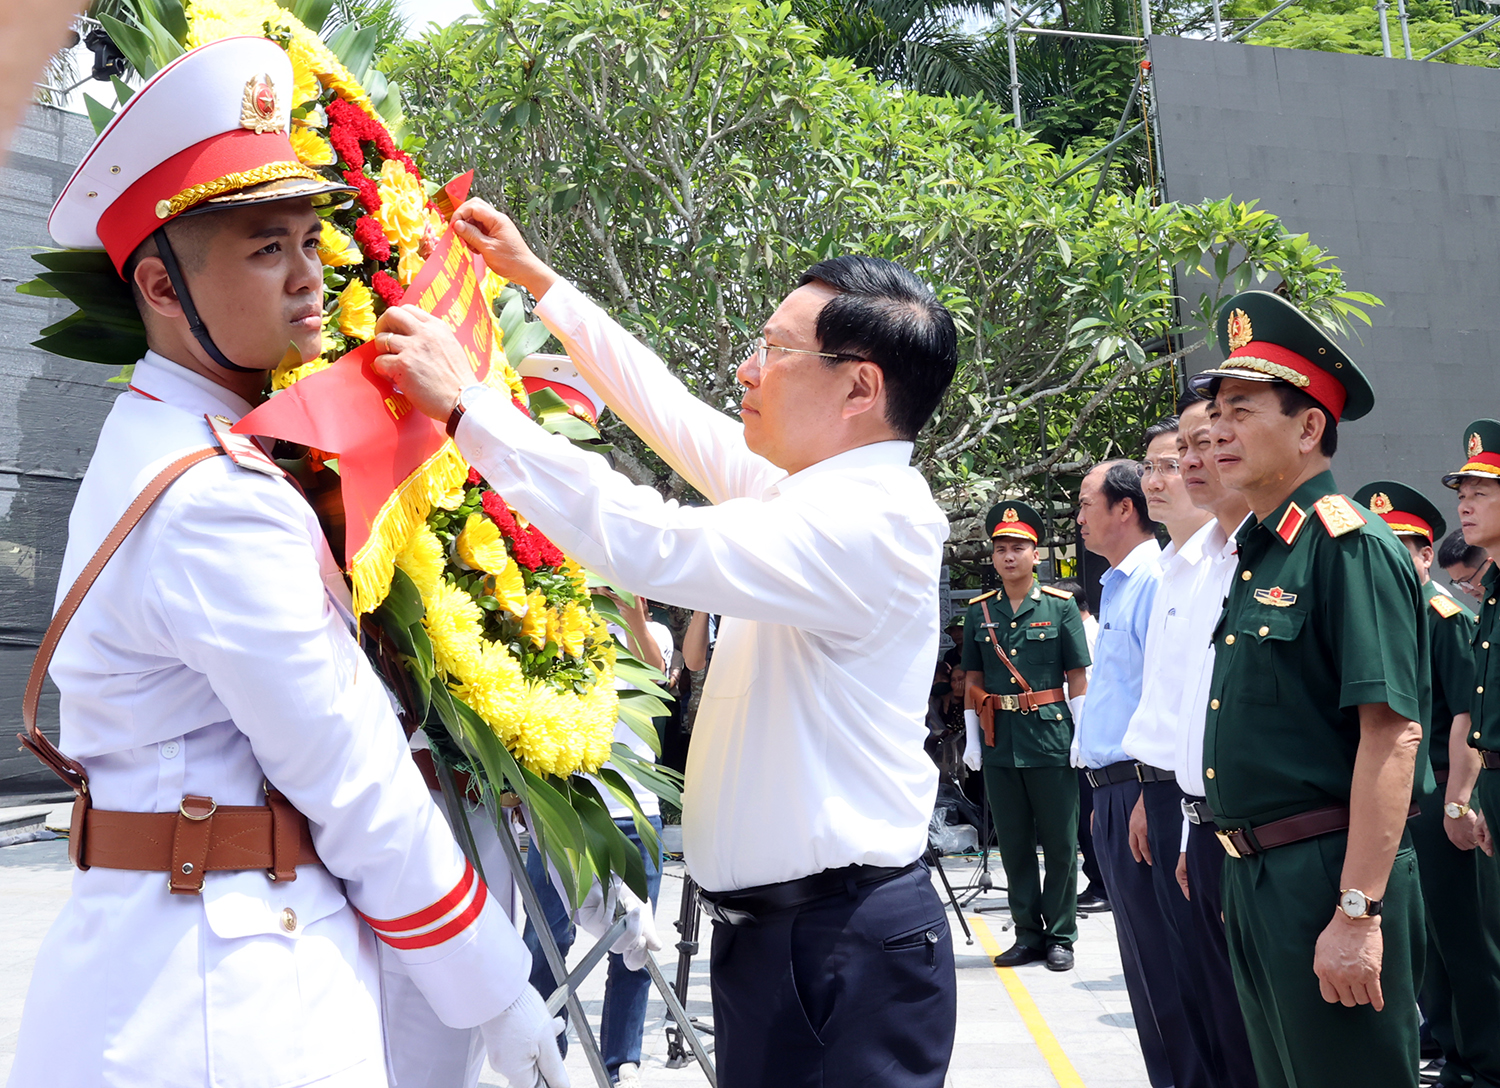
[450,198,559,301]
[371,305,477,423]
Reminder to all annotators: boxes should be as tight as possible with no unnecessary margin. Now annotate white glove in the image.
[574,878,662,973]
[480,985,570,1088]
[963,709,983,771]
[1068,696,1085,768]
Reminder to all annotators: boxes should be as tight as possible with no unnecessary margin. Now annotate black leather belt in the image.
[697,861,920,926]
[1181,797,1216,825]
[1085,760,1140,788]
[1137,764,1176,784]
[1481,749,1500,771]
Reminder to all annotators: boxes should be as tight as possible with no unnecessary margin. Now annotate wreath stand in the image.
[432,761,716,1088]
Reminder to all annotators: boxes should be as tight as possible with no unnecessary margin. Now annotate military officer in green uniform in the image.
[961,501,1090,971]
[1189,291,1430,1088]
[1356,479,1500,1088]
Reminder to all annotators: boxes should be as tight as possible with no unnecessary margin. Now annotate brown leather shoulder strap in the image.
[18,446,225,795]
[979,598,1034,695]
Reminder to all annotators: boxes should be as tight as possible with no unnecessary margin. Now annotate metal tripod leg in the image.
[924,845,973,944]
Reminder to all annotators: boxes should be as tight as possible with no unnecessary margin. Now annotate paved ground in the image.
[1,818,1150,1088]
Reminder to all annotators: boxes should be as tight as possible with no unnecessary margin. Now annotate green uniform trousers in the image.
[982,764,1078,950]
[1222,831,1424,1088]
[1410,785,1500,1087]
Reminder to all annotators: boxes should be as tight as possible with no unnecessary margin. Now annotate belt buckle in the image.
[1216,829,1243,859]
[996,694,1021,712]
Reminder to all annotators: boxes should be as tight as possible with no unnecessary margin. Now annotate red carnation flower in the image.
[467,467,483,486]
[328,120,364,170]
[372,271,404,307]
[354,217,391,261]
[343,170,381,213]
[528,526,566,568]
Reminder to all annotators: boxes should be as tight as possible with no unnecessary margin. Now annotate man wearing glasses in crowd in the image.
[1438,528,1490,602]
[371,201,961,1088]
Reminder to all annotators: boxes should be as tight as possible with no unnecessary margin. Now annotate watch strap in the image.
[445,398,465,439]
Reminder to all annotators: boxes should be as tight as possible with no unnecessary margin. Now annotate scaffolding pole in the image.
[1422,13,1500,59]
[1212,0,1224,39]
[1003,0,1023,129]
[1396,0,1413,58]
[1015,26,1145,42]
[1377,0,1393,57]
[1229,0,1303,41]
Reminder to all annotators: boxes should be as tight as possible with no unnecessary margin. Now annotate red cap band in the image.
[98,129,300,273]
[1224,341,1348,421]
[1381,513,1432,542]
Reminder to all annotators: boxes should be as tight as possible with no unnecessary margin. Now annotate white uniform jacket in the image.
[8,354,528,1088]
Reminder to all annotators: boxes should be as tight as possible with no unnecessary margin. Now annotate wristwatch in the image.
[1338,888,1383,919]
[1444,800,1473,820]
[445,383,487,439]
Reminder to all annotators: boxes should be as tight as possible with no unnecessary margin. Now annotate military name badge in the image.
[1254,586,1297,607]
[240,73,283,134]
[1227,308,1254,350]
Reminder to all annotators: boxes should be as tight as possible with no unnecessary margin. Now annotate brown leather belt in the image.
[982,688,1067,715]
[1217,801,1422,859]
[412,748,473,795]
[1481,750,1500,771]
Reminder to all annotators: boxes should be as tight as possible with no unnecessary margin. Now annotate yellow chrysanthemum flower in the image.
[395,523,445,602]
[491,560,528,618]
[374,159,429,285]
[317,221,361,266]
[453,643,526,746]
[336,279,376,342]
[424,581,484,677]
[290,127,335,167]
[456,512,510,573]
[520,590,548,649]
[558,601,587,658]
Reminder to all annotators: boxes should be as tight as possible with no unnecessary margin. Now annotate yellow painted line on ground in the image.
[969,914,1086,1088]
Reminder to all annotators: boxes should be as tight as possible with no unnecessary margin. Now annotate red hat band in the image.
[992,524,1039,543]
[1456,451,1500,477]
[1224,341,1348,421]
[97,129,314,274]
[1380,512,1432,542]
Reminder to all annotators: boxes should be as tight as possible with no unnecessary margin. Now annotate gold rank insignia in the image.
[1471,432,1484,458]
[1368,492,1393,515]
[969,589,997,604]
[1431,594,1463,619]
[1274,502,1307,546]
[1041,585,1073,599]
[1226,309,1254,350]
[1002,507,1020,523]
[1254,586,1298,607]
[240,73,283,134]
[1313,494,1366,537]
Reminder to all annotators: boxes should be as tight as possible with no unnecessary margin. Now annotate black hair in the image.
[122,215,218,310]
[798,256,958,440]
[1438,529,1485,570]
[1271,384,1338,457]
[1098,459,1153,533]
[1053,579,1088,614]
[1142,414,1181,448]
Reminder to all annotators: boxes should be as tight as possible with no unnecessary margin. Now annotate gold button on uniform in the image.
[1490,598,1496,606]
[1010,622,1017,628]
[1225,635,1235,645]
[1206,768,1216,779]
[280,908,297,933]
[1259,626,1270,637]
[1477,732,1484,740]
[1242,571,1253,581]
[1480,686,1486,694]
[1210,699,1220,710]
[1484,642,1491,650]
[1010,649,1018,656]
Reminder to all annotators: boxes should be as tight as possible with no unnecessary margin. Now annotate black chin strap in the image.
[152,226,264,375]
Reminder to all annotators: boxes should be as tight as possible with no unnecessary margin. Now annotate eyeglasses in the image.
[1135,458,1182,479]
[742,336,858,369]
[1454,557,1492,594]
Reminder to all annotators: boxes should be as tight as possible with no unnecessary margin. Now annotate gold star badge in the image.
[240,74,283,134]
[1471,432,1484,458]
[1227,309,1254,351]
[1002,508,1020,523]
[1368,492,1392,515]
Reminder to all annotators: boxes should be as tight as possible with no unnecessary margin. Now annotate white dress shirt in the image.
[1173,518,1244,799]
[1122,518,1215,772]
[456,279,947,892]
[10,353,529,1088]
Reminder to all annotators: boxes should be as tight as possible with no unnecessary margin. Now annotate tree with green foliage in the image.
[1227,0,1499,63]
[386,0,1375,568]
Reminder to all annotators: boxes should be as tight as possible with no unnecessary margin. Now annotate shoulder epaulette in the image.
[968,590,998,605]
[1430,594,1464,619]
[207,414,284,478]
[1040,585,1072,599]
[1312,494,1366,538]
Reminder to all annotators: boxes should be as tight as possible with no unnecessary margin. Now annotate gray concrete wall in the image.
[0,106,119,802]
[1151,35,1500,528]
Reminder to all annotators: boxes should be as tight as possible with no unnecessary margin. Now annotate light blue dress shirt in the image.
[1079,538,1162,769]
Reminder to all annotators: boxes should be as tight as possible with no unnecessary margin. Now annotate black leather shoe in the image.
[1076,891,1112,914]
[993,944,1044,967]
[1046,944,1075,971]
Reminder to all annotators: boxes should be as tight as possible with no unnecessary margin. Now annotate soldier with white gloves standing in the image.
[9,39,565,1088]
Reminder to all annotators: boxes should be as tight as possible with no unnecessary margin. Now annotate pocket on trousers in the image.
[883,917,948,965]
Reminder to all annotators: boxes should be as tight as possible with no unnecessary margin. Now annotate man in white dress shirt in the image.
[372,201,961,1086]
[10,40,564,1088]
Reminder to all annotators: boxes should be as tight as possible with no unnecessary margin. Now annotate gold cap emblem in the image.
[1226,309,1253,351]
[1470,432,1484,458]
[1369,492,1392,515]
[1002,508,1020,523]
[240,74,282,134]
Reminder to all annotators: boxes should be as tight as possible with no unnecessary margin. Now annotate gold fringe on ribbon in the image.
[350,440,470,614]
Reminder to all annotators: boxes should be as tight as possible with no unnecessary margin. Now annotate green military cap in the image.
[1352,480,1445,543]
[1441,419,1500,489]
[1186,291,1374,422]
[985,500,1042,543]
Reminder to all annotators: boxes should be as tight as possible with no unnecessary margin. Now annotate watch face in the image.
[1445,802,1463,819]
[1339,889,1367,917]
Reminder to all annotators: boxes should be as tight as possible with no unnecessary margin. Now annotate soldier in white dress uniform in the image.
[8,37,567,1088]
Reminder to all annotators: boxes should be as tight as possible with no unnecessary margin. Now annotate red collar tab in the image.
[1273,501,1307,546]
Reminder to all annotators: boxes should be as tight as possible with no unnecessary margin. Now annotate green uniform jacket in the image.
[1469,563,1500,753]
[1204,471,1433,829]
[961,584,1090,768]
[1424,581,1476,772]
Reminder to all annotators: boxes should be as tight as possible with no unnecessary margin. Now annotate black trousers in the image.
[1093,778,1211,1088]
[1183,817,1259,1088]
[708,863,957,1088]
[1077,768,1107,895]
